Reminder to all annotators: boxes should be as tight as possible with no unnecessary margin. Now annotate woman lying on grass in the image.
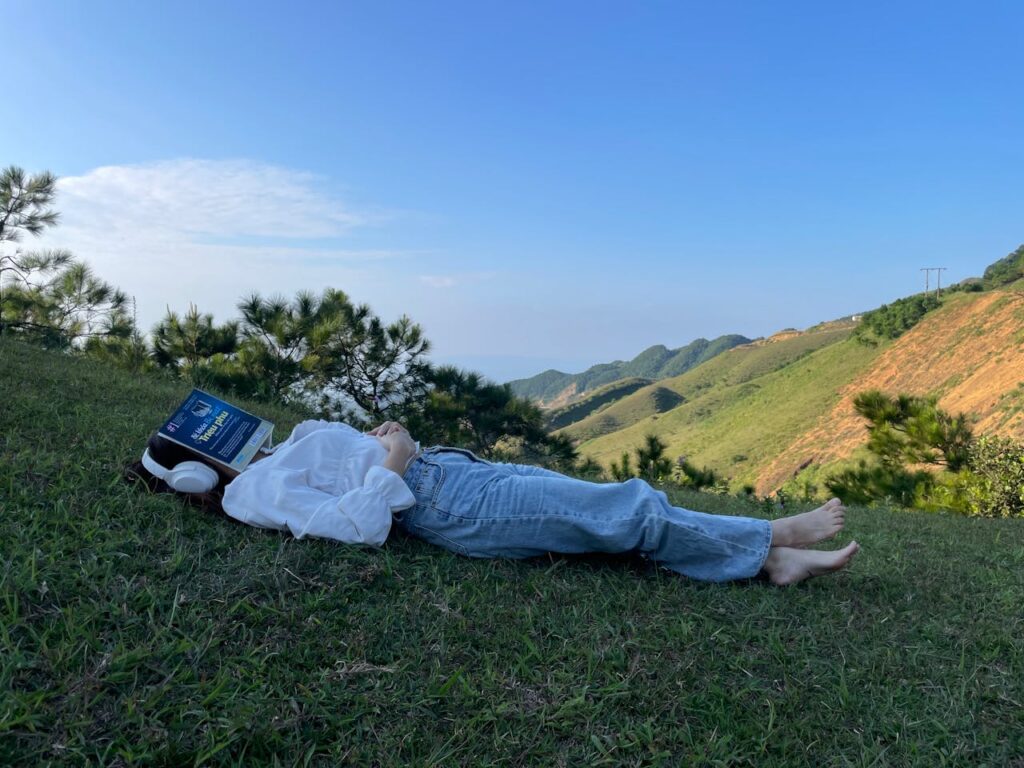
[126,418,859,585]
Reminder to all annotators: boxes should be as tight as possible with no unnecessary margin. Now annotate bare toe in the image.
[771,501,847,548]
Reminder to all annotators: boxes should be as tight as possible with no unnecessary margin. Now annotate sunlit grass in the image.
[2,339,1022,765]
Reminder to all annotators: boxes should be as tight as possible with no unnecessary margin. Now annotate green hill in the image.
[557,325,855,443]
[982,242,1024,288]
[571,333,877,488]
[3,337,1023,764]
[564,283,1024,496]
[544,376,654,430]
[508,334,751,406]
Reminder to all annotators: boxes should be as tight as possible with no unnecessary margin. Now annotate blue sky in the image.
[5,1,1023,381]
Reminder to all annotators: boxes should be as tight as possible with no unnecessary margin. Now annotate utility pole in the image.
[920,267,948,297]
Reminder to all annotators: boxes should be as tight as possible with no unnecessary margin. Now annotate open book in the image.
[157,389,274,472]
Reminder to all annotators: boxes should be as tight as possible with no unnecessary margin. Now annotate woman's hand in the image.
[378,429,416,453]
[379,429,418,475]
[367,421,408,437]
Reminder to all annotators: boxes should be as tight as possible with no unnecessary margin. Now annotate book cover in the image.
[157,389,274,472]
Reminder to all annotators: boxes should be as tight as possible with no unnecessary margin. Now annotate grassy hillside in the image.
[757,288,1024,491]
[508,334,751,406]
[544,376,653,430]
[573,334,877,489]
[558,325,856,444]
[3,339,1023,764]
[567,287,1024,495]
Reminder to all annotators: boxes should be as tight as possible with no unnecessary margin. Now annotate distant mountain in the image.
[544,378,657,431]
[507,334,752,407]
[555,324,855,445]
[562,286,1024,496]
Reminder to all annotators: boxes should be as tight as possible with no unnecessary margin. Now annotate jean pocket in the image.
[410,459,447,508]
[428,446,492,465]
[415,458,476,521]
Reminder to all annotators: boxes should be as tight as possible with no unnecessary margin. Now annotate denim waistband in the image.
[401,446,489,498]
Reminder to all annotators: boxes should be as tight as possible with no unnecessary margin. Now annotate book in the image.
[157,389,274,472]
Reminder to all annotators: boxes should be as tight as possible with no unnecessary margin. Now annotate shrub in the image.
[609,452,634,482]
[962,436,1024,517]
[982,244,1024,289]
[636,433,672,482]
[854,294,940,345]
[574,457,606,481]
[673,456,721,490]
[826,459,932,508]
[828,406,1024,517]
[908,470,972,514]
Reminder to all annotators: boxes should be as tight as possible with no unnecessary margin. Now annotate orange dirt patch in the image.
[543,381,579,410]
[756,291,1024,493]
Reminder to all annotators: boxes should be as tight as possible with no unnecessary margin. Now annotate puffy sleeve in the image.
[223,465,416,546]
[283,419,360,446]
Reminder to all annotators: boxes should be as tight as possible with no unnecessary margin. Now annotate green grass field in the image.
[545,378,654,431]
[557,326,857,445]
[571,336,878,489]
[2,339,1023,765]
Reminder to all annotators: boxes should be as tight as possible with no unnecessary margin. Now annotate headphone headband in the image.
[142,448,220,493]
[141,448,171,480]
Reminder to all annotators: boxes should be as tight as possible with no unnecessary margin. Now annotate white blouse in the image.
[222,420,416,546]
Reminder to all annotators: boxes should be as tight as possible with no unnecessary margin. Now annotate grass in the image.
[511,336,749,406]
[545,378,654,431]
[575,337,878,489]
[557,326,856,444]
[2,338,1024,765]
[564,287,1024,493]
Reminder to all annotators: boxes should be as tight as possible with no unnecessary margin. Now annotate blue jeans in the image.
[398,447,772,582]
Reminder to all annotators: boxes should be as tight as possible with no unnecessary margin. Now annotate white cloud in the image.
[27,159,408,331]
[418,271,498,289]
[58,158,368,239]
[12,158,697,383]
[420,274,458,288]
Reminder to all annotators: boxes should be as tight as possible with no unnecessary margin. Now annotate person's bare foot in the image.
[762,542,860,585]
[770,498,846,548]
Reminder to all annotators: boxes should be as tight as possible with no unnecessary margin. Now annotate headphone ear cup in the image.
[165,461,220,493]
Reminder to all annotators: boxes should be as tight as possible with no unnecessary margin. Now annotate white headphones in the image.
[142,448,220,493]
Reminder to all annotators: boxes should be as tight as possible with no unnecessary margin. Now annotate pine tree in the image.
[151,304,239,387]
[0,166,58,245]
[610,452,634,482]
[635,433,672,482]
[314,303,431,420]
[1,167,131,345]
[405,364,575,465]
[853,390,972,471]
[235,288,351,401]
[2,250,129,347]
[826,390,974,506]
[1,167,59,336]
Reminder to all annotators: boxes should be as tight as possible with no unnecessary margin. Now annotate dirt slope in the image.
[756,290,1024,493]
